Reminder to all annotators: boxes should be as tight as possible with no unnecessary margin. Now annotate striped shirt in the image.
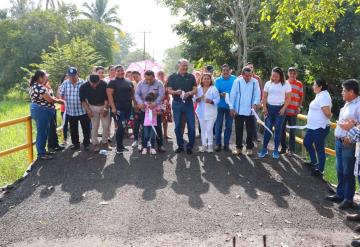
[286,80,303,116]
[60,79,86,116]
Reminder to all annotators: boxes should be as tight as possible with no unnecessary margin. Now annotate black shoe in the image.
[311,169,323,178]
[70,144,80,150]
[215,145,222,152]
[279,149,287,154]
[54,145,65,151]
[325,195,344,203]
[339,200,357,210]
[304,161,316,168]
[46,151,56,155]
[351,240,360,247]
[186,149,193,155]
[175,147,184,153]
[223,146,231,152]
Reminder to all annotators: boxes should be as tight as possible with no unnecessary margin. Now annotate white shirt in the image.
[195,86,220,121]
[264,81,292,105]
[307,90,332,130]
[335,96,360,138]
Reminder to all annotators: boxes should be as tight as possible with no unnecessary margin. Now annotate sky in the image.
[0,0,181,62]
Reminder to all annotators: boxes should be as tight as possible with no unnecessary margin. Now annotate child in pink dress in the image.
[142,92,161,155]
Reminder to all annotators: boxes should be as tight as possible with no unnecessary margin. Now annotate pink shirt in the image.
[144,102,160,126]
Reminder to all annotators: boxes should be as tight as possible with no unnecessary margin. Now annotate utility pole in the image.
[140,31,151,60]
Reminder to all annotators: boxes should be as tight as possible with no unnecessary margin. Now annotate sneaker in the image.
[246,149,253,156]
[311,169,323,178]
[142,148,147,155]
[70,145,80,150]
[257,149,268,158]
[279,149,287,154]
[175,147,184,153]
[325,194,343,203]
[215,145,222,152]
[339,200,358,210]
[131,140,138,148]
[39,154,53,160]
[199,146,206,153]
[207,145,214,153]
[232,148,242,155]
[272,150,280,159]
[150,148,157,155]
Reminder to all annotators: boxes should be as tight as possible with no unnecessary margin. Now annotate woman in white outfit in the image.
[195,73,220,153]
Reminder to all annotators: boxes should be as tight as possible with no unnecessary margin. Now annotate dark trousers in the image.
[173,100,195,150]
[139,112,163,148]
[303,127,330,172]
[143,126,155,148]
[281,115,297,152]
[235,115,255,149]
[67,114,91,147]
[48,110,59,149]
[115,109,131,150]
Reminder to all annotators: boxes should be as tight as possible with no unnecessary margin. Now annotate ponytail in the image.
[29,70,46,86]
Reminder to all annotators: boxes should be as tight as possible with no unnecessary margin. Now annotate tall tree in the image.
[81,0,121,32]
[162,0,260,71]
[260,0,360,40]
[10,0,35,18]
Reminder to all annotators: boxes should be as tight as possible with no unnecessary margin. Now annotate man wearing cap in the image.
[80,74,110,152]
[60,67,91,150]
[107,65,135,154]
[214,64,237,152]
[280,67,304,155]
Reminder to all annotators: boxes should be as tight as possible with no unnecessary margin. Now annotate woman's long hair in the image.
[271,67,286,85]
[29,70,46,86]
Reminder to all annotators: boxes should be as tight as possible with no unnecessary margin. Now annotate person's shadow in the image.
[171,153,209,209]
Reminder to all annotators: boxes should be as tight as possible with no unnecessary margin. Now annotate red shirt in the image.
[286,79,303,116]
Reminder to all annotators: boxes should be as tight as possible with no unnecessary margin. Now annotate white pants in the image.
[89,105,110,145]
[198,117,216,147]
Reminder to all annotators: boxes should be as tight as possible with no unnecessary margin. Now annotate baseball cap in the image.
[67,67,78,76]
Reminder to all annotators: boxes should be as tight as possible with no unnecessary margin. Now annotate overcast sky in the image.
[0,0,181,62]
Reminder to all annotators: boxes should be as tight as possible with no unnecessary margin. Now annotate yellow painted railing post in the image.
[26,118,33,164]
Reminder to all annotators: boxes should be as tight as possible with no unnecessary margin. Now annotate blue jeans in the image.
[215,107,233,148]
[335,139,356,202]
[281,115,297,151]
[303,127,330,172]
[172,100,195,150]
[262,104,285,151]
[143,126,155,148]
[30,103,54,157]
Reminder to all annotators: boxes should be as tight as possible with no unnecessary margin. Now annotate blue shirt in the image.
[229,77,261,116]
[60,79,86,116]
[215,75,236,109]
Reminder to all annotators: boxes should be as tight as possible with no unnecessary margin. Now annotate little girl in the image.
[142,92,161,155]
[195,73,220,153]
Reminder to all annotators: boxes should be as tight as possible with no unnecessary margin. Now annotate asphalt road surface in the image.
[0,128,358,246]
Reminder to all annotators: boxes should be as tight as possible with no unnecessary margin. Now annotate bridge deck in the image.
[0,127,356,246]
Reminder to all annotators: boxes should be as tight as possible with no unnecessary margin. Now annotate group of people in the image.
[29,59,360,236]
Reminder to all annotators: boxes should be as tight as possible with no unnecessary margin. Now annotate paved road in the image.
[0,129,358,246]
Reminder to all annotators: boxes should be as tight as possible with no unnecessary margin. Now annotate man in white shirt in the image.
[229,67,261,155]
[326,79,360,210]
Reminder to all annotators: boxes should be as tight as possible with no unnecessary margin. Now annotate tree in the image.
[10,0,35,18]
[24,38,104,91]
[121,49,153,67]
[113,33,135,64]
[162,45,186,74]
[81,0,121,32]
[0,10,7,20]
[260,0,360,40]
[162,0,260,72]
